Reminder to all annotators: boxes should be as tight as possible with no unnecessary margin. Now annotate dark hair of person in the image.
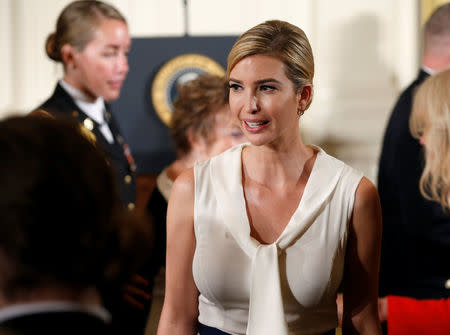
[46,0,126,62]
[170,73,229,157]
[0,116,149,301]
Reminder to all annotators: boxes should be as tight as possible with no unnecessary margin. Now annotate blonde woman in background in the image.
[410,69,450,210]
[377,8,450,334]
[377,69,450,335]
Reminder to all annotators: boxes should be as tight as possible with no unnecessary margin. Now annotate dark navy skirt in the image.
[198,323,336,334]
[198,324,231,334]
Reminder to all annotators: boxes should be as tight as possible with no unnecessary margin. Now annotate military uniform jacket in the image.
[33,83,136,208]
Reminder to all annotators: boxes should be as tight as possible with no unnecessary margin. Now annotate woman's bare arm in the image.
[157,168,199,335]
[343,177,382,334]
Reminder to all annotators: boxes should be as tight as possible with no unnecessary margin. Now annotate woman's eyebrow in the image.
[255,78,281,85]
[228,78,281,84]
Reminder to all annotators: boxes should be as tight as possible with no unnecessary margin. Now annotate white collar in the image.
[421,66,435,76]
[0,301,111,324]
[59,80,106,125]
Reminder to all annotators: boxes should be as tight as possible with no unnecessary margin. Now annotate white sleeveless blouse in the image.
[193,144,363,335]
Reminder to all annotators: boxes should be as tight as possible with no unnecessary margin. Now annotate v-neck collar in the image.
[241,144,321,246]
[211,143,345,258]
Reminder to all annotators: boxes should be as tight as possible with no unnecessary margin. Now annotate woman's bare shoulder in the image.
[351,176,382,233]
[170,167,195,200]
[354,177,379,210]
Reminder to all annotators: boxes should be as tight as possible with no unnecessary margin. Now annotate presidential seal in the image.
[151,53,225,126]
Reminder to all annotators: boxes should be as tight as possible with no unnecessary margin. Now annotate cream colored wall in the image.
[0,0,13,116]
[301,0,420,181]
[0,0,419,182]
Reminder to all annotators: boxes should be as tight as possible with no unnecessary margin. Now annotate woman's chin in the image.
[103,89,121,102]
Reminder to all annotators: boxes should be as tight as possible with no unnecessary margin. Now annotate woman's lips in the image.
[243,120,270,132]
[108,80,123,89]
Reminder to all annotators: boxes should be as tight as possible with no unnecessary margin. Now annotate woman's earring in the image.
[297,109,304,117]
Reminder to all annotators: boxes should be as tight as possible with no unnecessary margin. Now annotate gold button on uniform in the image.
[445,279,450,289]
[124,175,132,184]
[83,118,94,131]
[128,203,135,211]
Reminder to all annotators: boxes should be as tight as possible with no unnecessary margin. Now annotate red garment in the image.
[387,296,450,335]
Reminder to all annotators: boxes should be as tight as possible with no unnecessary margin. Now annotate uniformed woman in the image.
[32,0,136,210]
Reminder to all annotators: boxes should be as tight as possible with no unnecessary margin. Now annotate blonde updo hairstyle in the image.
[410,69,450,211]
[46,0,126,64]
[227,20,315,111]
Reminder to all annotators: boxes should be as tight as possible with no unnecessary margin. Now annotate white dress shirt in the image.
[59,80,114,143]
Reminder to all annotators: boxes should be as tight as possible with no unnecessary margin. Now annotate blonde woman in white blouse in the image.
[158,20,382,335]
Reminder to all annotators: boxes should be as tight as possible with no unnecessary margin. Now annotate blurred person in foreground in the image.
[0,116,150,335]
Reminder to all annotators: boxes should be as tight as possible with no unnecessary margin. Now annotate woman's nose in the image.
[244,94,258,114]
[118,54,129,74]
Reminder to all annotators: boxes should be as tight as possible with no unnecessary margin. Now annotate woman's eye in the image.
[229,83,242,91]
[260,85,276,91]
[102,51,117,58]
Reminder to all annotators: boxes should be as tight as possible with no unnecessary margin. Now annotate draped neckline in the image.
[211,142,343,257]
[238,143,321,246]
